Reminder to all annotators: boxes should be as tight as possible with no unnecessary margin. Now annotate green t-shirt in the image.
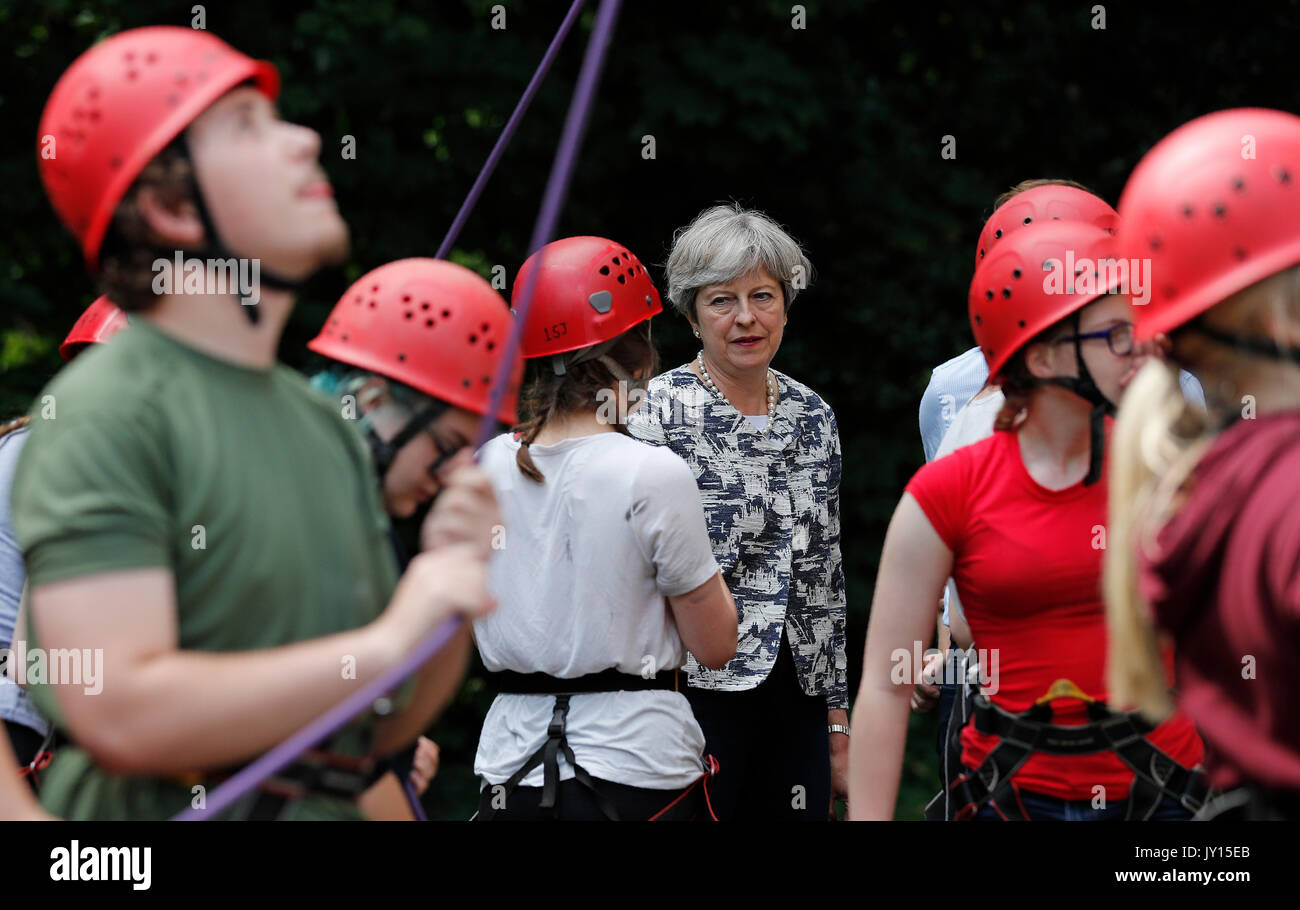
[11,319,399,820]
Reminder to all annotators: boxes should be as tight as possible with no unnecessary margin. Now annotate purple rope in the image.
[174,0,624,822]
[403,778,429,821]
[436,0,586,260]
[475,0,624,451]
[172,618,463,821]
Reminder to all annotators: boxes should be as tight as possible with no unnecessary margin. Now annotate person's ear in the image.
[1023,341,1060,381]
[136,185,205,249]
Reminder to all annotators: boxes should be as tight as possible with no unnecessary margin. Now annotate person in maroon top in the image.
[850,217,1205,821]
[1107,108,1300,820]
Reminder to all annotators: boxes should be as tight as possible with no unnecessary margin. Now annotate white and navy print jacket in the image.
[627,363,848,709]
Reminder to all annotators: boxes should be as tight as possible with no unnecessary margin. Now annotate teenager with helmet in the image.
[13,26,496,820]
[472,236,737,820]
[914,182,1205,789]
[308,257,523,818]
[309,258,523,560]
[915,181,1129,759]
[1107,108,1300,820]
[850,218,1205,821]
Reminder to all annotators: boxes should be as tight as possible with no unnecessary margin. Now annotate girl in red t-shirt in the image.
[1107,109,1300,819]
[849,218,1204,821]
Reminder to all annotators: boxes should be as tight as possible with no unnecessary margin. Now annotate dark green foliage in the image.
[2,0,1294,819]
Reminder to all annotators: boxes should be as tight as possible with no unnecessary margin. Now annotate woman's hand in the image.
[910,650,945,713]
[408,735,440,796]
[420,458,502,559]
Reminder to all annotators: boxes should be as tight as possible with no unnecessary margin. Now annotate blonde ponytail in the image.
[1104,359,1215,719]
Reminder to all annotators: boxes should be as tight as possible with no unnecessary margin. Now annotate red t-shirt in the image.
[906,429,1203,801]
[1141,411,1300,793]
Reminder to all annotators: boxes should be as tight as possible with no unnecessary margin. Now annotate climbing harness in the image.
[926,675,1209,821]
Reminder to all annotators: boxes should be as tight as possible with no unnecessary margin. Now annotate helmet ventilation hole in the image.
[600,265,610,275]
[1012,269,1022,279]
[617,274,626,284]
[441,309,451,318]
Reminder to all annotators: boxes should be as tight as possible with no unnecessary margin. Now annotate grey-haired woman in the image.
[628,203,848,820]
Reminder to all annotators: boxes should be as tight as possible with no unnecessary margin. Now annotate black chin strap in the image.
[1032,312,1116,486]
[176,136,308,325]
[366,400,450,478]
[1183,315,1300,365]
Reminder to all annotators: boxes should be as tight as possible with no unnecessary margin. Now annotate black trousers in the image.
[475,774,703,820]
[684,632,831,820]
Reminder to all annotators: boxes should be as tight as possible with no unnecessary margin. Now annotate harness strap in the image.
[929,689,1208,820]
[175,747,376,821]
[490,667,680,695]
[479,667,682,820]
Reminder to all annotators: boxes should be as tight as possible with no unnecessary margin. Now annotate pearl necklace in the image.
[697,350,776,431]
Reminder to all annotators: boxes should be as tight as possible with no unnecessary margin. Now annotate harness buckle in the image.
[547,698,569,739]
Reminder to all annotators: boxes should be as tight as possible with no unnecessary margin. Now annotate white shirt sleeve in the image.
[627,447,720,598]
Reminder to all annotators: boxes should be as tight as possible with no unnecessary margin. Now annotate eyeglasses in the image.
[425,430,461,480]
[1052,321,1135,356]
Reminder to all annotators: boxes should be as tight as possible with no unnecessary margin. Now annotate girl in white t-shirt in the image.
[473,236,737,820]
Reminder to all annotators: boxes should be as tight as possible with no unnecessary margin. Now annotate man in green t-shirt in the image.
[12,26,499,820]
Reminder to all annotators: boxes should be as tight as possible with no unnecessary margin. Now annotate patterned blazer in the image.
[627,364,848,709]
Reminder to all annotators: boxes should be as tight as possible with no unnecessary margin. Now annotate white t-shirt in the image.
[743,414,770,431]
[933,390,1004,626]
[473,431,720,790]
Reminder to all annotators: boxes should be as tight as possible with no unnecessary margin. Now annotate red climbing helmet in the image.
[37,26,279,269]
[1116,107,1300,341]
[975,184,1118,268]
[308,259,522,425]
[970,221,1124,381]
[59,296,129,361]
[513,236,662,359]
